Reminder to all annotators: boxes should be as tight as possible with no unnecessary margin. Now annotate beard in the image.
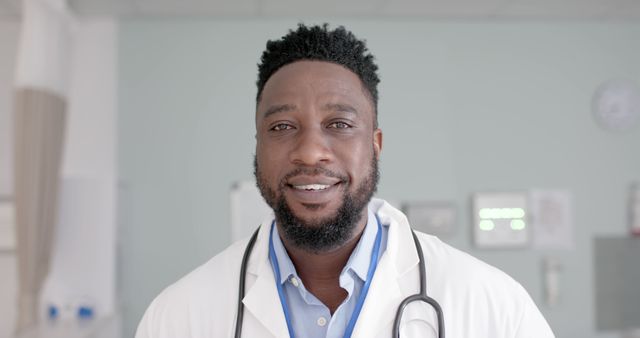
[254,154,379,254]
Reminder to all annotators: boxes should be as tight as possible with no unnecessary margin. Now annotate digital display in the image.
[473,193,529,248]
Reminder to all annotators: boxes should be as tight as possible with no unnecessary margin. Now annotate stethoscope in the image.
[234,217,445,338]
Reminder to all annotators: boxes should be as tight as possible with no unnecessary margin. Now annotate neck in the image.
[278,209,368,313]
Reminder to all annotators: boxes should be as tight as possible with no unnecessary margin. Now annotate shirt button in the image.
[317,317,327,327]
[290,277,300,287]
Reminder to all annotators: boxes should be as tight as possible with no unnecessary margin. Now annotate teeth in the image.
[293,184,330,191]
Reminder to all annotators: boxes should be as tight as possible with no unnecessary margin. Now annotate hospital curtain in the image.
[13,88,66,332]
[13,0,73,333]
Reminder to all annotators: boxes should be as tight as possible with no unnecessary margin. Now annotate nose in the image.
[289,127,333,166]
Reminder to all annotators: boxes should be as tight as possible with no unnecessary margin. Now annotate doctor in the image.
[136,24,554,338]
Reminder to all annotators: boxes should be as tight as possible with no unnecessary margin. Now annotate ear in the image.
[373,128,383,160]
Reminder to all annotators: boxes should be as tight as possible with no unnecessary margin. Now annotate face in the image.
[254,60,382,253]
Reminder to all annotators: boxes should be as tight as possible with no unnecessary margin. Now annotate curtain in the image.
[13,88,67,332]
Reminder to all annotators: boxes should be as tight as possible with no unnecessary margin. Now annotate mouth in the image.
[284,176,344,205]
[290,183,333,191]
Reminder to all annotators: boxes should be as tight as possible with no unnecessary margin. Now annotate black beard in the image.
[254,155,379,254]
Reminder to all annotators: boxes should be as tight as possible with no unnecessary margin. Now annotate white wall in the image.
[0,19,21,338]
[0,18,118,337]
[119,20,640,338]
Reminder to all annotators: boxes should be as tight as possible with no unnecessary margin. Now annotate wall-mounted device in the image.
[592,79,640,132]
[472,192,529,248]
[402,202,456,238]
[594,237,640,332]
[630,183,640,237]
[543,257,563,308]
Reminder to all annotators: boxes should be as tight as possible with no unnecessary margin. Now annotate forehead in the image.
[257,60,373,118]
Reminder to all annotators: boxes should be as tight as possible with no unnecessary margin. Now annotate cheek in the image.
[256,143,284,180]
[336,138,375,179]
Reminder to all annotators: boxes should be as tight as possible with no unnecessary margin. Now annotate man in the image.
[136,24,554,338]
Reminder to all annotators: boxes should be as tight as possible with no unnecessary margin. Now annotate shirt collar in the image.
[342,207,378,282]
[271,224,297,284]
[270,206,379,285]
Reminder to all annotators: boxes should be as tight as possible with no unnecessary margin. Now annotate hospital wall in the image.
[119,20,640,337]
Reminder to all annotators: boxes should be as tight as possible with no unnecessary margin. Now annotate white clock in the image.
[591,79,640,131]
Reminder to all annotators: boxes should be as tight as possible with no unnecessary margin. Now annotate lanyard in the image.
[268,216,383,338]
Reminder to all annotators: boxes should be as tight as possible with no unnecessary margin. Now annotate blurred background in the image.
[1,0,639,337]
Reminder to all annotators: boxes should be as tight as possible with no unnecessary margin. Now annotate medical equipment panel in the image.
[472,192,529,248]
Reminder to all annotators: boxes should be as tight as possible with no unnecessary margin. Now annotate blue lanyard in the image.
[268,216,383,338]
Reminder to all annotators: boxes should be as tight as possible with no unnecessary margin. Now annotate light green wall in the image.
[119,20,640,337]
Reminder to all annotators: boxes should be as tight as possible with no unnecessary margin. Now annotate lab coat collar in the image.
[371,198,421,276]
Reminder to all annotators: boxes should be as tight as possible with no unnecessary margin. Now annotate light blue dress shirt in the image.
[269,207,389,338]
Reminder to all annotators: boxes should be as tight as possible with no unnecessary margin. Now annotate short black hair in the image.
[256,23,380,122]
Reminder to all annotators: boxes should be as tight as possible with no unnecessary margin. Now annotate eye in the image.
[270,123,294,131]
[328,121,352,129]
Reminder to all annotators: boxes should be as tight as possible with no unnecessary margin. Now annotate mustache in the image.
[280,166,349,188]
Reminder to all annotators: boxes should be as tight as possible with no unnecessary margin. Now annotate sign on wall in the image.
[230,181,273,242]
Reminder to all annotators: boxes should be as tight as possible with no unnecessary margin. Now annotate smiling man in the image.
[136,24,554,338]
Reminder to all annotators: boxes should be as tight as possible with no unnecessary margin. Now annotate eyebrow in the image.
[323,103,358,115]
[262,104,297,119]
[261,102,359,119]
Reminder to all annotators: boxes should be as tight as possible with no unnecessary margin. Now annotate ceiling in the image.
[0,0,639,20]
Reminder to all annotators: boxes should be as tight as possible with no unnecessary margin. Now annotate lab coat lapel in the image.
[350,249,403,337]
[351,199,420,338]
[242,222,289,338]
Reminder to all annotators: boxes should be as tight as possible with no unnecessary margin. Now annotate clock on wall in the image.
[591,79,640,132]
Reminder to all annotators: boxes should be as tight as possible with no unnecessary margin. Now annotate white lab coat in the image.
[136,198,554,338]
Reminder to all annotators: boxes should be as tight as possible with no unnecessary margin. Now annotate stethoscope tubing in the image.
[234,224,445,338]
[393,230,445,338]
[234,227,260,338]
